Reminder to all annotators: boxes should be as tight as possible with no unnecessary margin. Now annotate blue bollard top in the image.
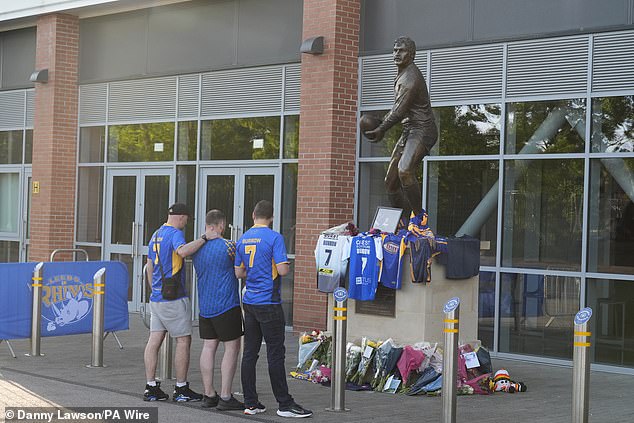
[574,307,592,325]
[333,287,348,302]
[443,297,460,313]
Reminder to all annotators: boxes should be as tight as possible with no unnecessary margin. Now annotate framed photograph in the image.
[371,206,403,233]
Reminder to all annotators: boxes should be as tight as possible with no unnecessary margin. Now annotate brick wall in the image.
[293,0,360,332]
[30,14,79,262]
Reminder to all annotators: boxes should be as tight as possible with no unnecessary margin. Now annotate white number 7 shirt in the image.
[345,234,383,301]
[315,233,351,293]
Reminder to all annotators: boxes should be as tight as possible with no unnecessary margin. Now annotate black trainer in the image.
[276,402,313,418]
[217,395,245,411]
[201,393,219,408]
[244,402,267,415]
[143,382,169,401]
[173,383,203,402]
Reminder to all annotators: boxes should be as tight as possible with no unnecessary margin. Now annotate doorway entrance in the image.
[198,167,280,240]
[19,169,31,261]
[104,168,173,311]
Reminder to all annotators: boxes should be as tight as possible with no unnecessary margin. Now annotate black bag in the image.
[161,273,180,301]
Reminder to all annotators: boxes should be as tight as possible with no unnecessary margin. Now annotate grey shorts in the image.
[150,297,192,338]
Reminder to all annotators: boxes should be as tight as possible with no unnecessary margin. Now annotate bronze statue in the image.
[363,36,437,216]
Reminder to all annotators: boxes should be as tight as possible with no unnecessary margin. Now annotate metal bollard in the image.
[159,335,174,381]
[327,287,350,412]
[27,262,45,357]
[88,268,106,367]
[441,297,460,423]
[572,307,593,423]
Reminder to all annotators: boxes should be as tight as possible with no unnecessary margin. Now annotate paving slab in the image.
[0,314,631,423]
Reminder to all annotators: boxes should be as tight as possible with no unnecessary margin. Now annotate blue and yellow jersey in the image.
[235,225,289,305]
[147,224,186,302]
[380,233,407,289]
[193,238,240,318]
[346,233,383,301]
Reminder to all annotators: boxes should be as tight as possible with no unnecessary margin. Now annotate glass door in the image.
[104,168,173,311]
[197,166,292,322]
[20,169,32,261]
[198,167,280,240]
[0,169,21,262]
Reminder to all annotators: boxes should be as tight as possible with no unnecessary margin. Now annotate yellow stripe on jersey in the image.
[272,260,278,280]
[172,250,183,275]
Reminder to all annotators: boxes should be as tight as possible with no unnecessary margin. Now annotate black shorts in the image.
[199,306,244,341]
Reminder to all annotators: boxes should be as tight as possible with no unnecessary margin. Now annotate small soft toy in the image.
[491,369,527,393]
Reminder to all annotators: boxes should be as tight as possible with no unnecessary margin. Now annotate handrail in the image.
[140,263,151,329]
[50,248,89,262]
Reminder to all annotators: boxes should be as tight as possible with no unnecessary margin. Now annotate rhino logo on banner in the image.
[41,274,94,332]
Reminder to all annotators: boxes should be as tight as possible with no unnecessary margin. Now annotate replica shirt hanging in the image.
[346,234,383,301]
[408,237,436,284]
[379,233,407,289]
[315,233,351,293]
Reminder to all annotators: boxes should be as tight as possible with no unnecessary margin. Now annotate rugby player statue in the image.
[361,36,437,217]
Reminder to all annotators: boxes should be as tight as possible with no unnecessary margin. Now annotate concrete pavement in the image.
[0,313,631,423]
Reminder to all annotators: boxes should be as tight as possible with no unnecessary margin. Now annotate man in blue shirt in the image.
[144,203,215,402]
[192,209,244,411]
[235,200,312,418]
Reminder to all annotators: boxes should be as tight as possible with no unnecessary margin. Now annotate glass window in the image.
[478,271,495,349]
[499,272,579,359]
[358,162,390,231]
[427,160,498,266]
[143,175,170,244]
[587,278,634,367]
[358,161,422,231]
[505,99,586,154]
[177,121,197,161]
[176,165,196,242]
[591,96,634,153]
[280,259,294,325]
[359,110,403,158]
[0,240,19,262]
[24,130,32,164]
[0,173,19,233]
[110,176,135,245]
[281,163,297,254]
[108,122,175,162]
[203,174,235,240]
[243,174,274,231]
[435,104,501,155]
[200,116,280,160]
[74,245,102,261]
[283,115,299,159]
[502,159,584,270]
[588,158,634,275]
[76,167,103,243]
[79,126,105,163]
[0,130,23,164]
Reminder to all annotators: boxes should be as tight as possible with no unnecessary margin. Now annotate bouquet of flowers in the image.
[350,337,378,384]
[311,335,332,368]
[296,330,329,371]
[371,338,394,389]
[345,342,362,382]
[373,342,403,391]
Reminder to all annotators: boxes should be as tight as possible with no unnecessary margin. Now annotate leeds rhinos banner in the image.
[0,261,129,340]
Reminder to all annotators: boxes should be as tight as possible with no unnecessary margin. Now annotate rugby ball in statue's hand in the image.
[359,114,383,142]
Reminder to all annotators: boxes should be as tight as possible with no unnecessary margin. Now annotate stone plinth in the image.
[328,259,479,346]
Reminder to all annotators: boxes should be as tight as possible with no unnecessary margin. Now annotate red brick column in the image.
[293,1,360,332]
[30,14,79,262]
